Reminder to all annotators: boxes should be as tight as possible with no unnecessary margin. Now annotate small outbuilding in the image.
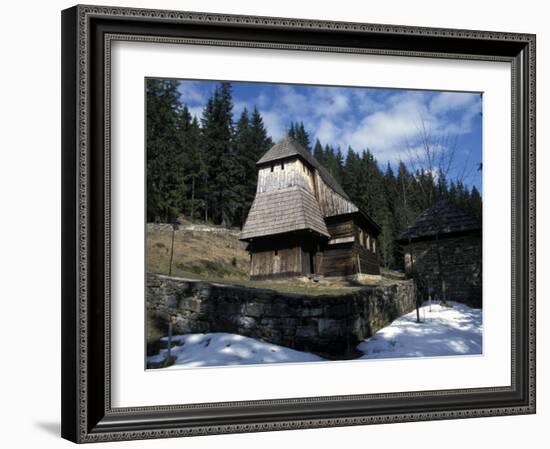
[240,135,381,279]
[397,200,482,307]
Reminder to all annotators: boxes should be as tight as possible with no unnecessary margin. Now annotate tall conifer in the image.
[146,79,185,223]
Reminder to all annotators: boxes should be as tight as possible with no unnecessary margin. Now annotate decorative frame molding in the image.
[61,4,536,443]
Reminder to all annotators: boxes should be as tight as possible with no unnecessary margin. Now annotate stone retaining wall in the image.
[147,223,239,235]
[147,273,416,359]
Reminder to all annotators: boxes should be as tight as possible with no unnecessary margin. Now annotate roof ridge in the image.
[398,199,480,242]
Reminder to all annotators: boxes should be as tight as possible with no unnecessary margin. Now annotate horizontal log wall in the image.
[321,217,380,276]
[326,218,354,240]
[354,245,381,275]
[322,245,355,277]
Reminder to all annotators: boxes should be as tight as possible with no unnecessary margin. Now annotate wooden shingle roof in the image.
[257,135,350,200]
[397,200,480,243]
[240,186,330,241]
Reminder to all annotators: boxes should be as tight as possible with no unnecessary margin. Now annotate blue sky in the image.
[177,79,482,191]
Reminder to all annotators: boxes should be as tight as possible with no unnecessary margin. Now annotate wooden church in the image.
[239,135,381,279]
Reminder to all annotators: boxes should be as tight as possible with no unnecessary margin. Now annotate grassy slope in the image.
[147,228,250,280]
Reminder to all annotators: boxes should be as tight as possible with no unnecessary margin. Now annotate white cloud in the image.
[310,87,350,117]
[315,118,341,144]
[178,82,207,105]
[232,101,250,121]
[187,106,203,121]
[428,91,482,134]
[259,109,287,140]
[297,89,478,167]
[256,92,270,109]
[278,85,309,115]
[216,82,480,170]
[429,91,479,115]
[336,93,431,158]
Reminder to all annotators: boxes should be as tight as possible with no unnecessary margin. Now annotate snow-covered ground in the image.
[148,333,324,368]
[357,301,482,359]
[148,301,482,369]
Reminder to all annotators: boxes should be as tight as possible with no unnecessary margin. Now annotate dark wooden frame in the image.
[61,4,536,443]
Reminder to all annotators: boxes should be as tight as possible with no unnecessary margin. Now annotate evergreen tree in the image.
[382,163,398,268]
[395,162,419,236]
[379,219,394,269]
[232,108,256,227]
[323,144,339,180]
[146,79,186,223]
[455,180,468,211]
[334,147,345,184]
[288,122,296,140]
[468,185,482,222]
[288,121,311,152]
[313,139,324,162]
[220,105,274,227]
[448,180,458,206]
[176,106,205,221]
[201,82,237,225]
[239,108,274,223]
[296,122,311,152]
[249,107,273,158]
[436,170,449,200]
[360,150,387,221]
[342,147,361,200]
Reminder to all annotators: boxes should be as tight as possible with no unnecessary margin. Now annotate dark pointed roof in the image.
[257,135,350,200]
[397,200,480,243]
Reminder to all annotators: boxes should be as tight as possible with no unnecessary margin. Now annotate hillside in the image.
[146,224,250,281]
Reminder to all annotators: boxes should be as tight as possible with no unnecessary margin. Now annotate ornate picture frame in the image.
[61,4,536,443]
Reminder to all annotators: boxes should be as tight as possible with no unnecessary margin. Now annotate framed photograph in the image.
[61,4,536,443]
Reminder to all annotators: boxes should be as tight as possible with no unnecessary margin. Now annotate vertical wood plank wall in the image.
[315,171,358,217]
[256,159,315,195]
[250,245,303,278]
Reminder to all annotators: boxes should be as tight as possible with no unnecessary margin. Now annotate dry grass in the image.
[147,228,405,296]
[147,229,250,279]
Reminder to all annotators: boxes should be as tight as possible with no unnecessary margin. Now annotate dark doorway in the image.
[309,251,315,274]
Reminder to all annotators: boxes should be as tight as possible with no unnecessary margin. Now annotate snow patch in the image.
[357,301,482,359]
[148,332,324,368]
[147,301,482,369]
